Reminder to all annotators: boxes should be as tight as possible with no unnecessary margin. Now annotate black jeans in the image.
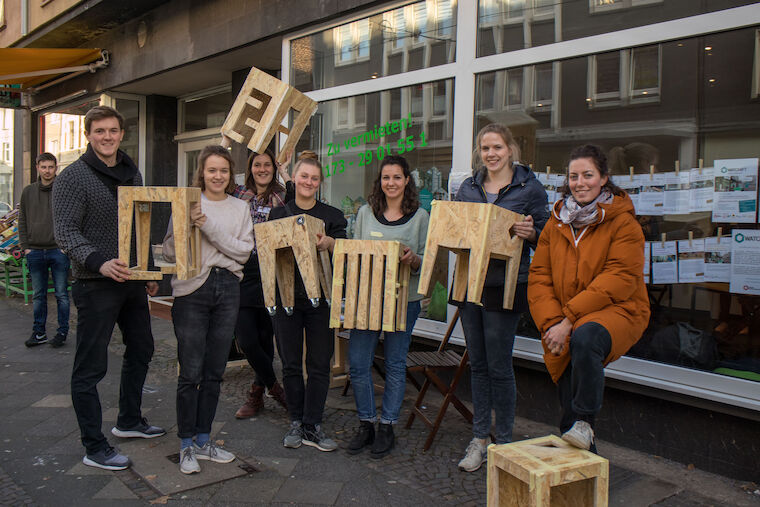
[235,306,276,388]
[70,279,154,454]
[172,268,240,439]
[272,299,333,426]
[557,322,612,434]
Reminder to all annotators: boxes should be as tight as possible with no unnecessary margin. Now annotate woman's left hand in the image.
[277,151,293,182]
[400,246,420,269]
[543,318,572,355]
[316,233,335,252]
[513,215,537,242]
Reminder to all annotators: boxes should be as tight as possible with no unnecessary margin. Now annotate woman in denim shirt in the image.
[454,124,549,472]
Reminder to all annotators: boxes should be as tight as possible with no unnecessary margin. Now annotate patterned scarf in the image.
[559,189,613,228]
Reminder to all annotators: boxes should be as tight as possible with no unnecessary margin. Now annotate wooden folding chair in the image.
[405,308,472,450]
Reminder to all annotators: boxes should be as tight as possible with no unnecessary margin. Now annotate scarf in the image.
[559,189,613,228]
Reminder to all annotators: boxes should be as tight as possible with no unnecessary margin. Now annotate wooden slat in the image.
[343,252,360,329]
[355,253,372,330]
[369,251,385,330]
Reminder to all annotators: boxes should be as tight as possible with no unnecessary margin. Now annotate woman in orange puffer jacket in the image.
[528,144,650,452]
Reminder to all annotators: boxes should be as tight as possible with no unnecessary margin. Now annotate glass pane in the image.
[114,98,140,165]
[474,27,760,382]
[290,0,456,92]
[506,69,523,107]
[477,0,758,57]
[182,90,232,132]
[42,98,98,172]
[186,150,200,186]
[0,108,12,210]
[295,79,455,321]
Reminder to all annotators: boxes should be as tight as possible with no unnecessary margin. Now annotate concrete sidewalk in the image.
[0,294,758,506]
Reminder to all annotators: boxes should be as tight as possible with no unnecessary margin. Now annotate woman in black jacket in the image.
[455,124,549,472]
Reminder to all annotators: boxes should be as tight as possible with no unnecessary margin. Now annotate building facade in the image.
[3,0,760,481]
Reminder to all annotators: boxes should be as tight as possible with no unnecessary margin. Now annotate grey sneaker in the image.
[179,446,200,474]
[83,446,131,471]
[302,424,338,452]
[283,421,303,448]
[562,420,594,450]
[458,437,488,472]
[111,417,166,439]
[193,441,235,463]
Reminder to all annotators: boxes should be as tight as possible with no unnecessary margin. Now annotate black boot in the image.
[370,423,394,459]
[347,421,375,455]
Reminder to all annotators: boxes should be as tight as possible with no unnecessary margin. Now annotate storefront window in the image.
[294,79,455,321]
[0,108,12,210]
[41,98,99,171]
[477,0,759,57]
[290,0,457,92]
[180,87,232,132]
[475,27,760,382]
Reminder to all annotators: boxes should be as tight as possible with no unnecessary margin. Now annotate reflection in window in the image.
[589,0,663,14]
[506,68,524,109]
[631,46,660,98]
[588,45,660,107]
[334,19,371,65]
[181,87,232,132]
[477,0,557,56]
[533,63,553,109]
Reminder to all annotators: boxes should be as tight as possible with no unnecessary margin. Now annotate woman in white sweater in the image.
[163,145,253,475]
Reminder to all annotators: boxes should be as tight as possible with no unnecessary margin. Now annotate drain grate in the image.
[166,452,180,464]
[238,462,258,474]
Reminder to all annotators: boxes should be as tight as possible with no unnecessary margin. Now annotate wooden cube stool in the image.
[329,239,411,332]
[487,435,609,507]
[221,66,318,163]
[254,214,332,316]
[117,186,201,280]
[418,200,524,309]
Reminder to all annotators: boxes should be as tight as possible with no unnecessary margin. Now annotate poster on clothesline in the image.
[704,236,731,283]
[537,172,556,204]
[677,238,705,283]
[712,158,758,223]
[616,175,641,214]
[663,171,691,215]
[729,229,760,295]
[651,240,678,284]
[689,167,714,213]
[638,173,666,216]
[643,241,650,283]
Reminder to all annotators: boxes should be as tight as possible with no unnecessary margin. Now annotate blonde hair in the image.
[292,150,324,183]
[472,123,521,175]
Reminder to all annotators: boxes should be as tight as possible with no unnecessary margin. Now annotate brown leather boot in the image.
[267,381,288,411]
[235,384,264,419]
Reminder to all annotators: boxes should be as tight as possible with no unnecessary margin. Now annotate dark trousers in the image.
[272,299,333,426]
[235,306,277,388]
[70,279,154,454]
[172,268,240,439]
[558,322,612,435]
[27,248,70,337]
[459,303,520,444]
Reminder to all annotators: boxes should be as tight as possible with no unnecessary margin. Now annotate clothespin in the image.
[650,164,655,181]
[717,227,722,244]
[688,230,693,248]
[675,160,680,175]
[546,165,551,176]
[698,158,704,175]
[629,166,634,181]
[661,233,666,248]
[529,163,533,170]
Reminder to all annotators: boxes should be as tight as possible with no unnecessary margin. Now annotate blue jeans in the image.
[349,301,421,424]
[172,268,240,439]
[26,248,70,336]
[459,303,520,444]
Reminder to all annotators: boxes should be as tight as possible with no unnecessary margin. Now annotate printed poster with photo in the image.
[712,158,758,223]
[663,171,691,215]
[677,238,705,283]
[729,229,760,295]
[537,172,557,205]
[704,236,731,283]
[638,173,666,216]
[689,167,714,213]
[651,240,678,284]
[615,174,641,214]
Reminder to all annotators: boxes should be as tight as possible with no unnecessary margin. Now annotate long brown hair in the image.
[193,145,236,194]
[472,123,521,175]
[368,155,419,216]
[245,149,285,204]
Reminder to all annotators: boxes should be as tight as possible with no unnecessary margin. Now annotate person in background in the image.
[345,155,429,459]
[163,145,254,474]
[231,149,292,419]
[53,105,165,472]
[528,144,650,451]
[268,151,347,452]
[19,152,70,348]
[454,123,549,472]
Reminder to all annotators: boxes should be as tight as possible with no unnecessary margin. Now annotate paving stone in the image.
[209,477,284,503]
[31,394,72,408]
[250,456,299,476]
[92,477,139,500]
[272,478,343,505]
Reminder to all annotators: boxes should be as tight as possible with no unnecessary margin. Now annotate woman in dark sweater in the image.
[268,151,347,452]
[231,149,293,419]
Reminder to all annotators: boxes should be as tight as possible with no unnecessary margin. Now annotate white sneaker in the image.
[179,446,200,474]
[561,420,594,450]
[193,441,235,463]
[458,437,488,472]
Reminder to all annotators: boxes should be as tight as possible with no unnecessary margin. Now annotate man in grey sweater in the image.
[53,106,165,471]
[19,153,70,348]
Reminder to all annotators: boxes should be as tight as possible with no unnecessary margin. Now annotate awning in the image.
[0,48,108,93]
